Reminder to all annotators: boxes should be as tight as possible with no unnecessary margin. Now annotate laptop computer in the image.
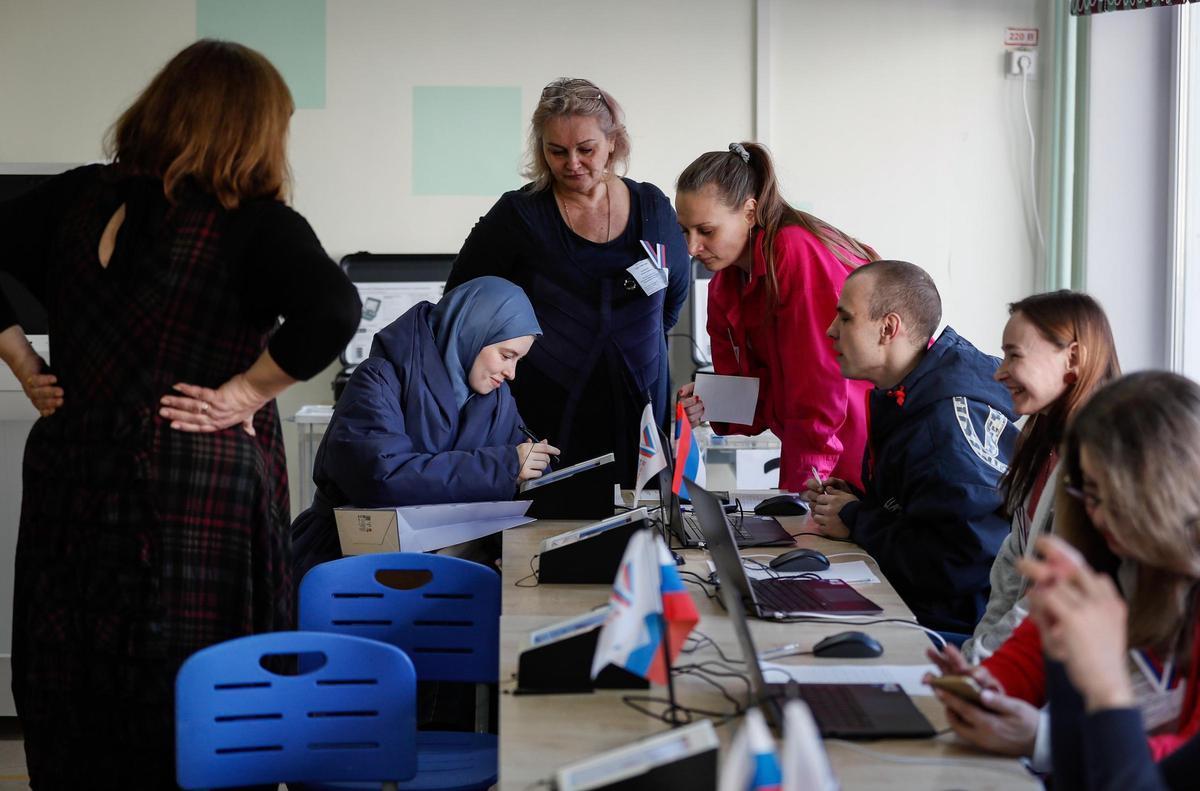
[716,561,936,739]
[686,479,883,618]
[654,425,793,549]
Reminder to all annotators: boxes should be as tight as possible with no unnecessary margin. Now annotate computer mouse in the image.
[754,494,811,517]
[812,631,884,659]
[769,547,830,572]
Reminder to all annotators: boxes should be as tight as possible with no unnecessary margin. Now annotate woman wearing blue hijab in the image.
[291,276,555,581]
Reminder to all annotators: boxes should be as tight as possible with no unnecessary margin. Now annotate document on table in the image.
[759,662,938,697]
[744,560,881,585]
[694,372,760,424]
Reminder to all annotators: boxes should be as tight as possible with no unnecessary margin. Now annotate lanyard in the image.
[1131,650,1176,695]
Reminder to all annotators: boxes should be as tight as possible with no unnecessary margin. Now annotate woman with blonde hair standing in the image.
[0,40,359,786]
[447,78,688,487]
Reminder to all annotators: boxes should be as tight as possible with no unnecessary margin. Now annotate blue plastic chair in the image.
[299,553,500,791]
[175,631,417,790]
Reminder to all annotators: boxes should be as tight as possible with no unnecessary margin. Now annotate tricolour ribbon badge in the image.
[639,240,669,285]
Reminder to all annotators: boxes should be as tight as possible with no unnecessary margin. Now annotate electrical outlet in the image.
[1006,50,1038,78]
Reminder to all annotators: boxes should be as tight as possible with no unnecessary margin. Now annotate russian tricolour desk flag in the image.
[673,401,706,501]
[719,708,782,791]
[633,402,667,503]
[590,530,699,685]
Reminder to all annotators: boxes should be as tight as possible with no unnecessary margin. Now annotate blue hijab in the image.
[428,276,542,409]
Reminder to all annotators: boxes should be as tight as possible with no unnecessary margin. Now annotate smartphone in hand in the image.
[928,674,985,705]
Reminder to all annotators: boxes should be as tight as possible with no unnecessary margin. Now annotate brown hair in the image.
[1001,291,1120,512]
[676,142,877,314]
[105,39,293,210]
[1056,371,1200,660]
[523,78,630,192]
[845,260,941,344]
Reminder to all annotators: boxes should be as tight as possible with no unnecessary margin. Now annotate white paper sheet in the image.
[396,500,534,552]
[759,662,939,697]
[744,560,881,585]
[694,372,760,424]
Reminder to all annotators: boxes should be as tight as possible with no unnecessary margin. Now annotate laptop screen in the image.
[686,479,758,610]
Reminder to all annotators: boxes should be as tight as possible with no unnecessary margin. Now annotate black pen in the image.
[518,425,553,469]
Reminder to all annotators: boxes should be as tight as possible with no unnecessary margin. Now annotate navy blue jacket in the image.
[446,179,688,483]
[1049,660,1198,790]
[291,302,525,582]
[839,327,1018,634]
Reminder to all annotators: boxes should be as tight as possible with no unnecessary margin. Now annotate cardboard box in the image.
[335,500,534,555]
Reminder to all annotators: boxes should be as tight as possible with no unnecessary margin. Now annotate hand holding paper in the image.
[693,372,760,425]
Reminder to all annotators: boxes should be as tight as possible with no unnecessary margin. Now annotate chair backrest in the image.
[176,631,417,789]
[299,552,500,684]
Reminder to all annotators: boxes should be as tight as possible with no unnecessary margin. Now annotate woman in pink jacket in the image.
[675,142,876,490]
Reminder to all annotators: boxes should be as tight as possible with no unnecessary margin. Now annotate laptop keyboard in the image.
[752,578,821,613]
[781,684,872,731]
[683,511,752,544]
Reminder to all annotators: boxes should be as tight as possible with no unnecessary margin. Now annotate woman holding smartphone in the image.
[927,372,1200,770]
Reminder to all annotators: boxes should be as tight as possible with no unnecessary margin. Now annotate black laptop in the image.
[704,486,935,739]
[687,479,883,618]
[654,428,793,549]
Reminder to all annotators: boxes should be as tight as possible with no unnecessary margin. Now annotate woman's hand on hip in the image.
[0,326,63,417]
[676,382,705,427]
[517,440,560,481]
[16,354,63,417]
[160,375,272,436]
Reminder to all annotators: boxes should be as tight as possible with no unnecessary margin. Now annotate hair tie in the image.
[728,142,750,164]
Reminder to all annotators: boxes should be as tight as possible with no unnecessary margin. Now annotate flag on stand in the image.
[781,699,838,791]
[718,707,783,791]
[673,401,707,501]
[590,529,699,685]
[632,402,667,503]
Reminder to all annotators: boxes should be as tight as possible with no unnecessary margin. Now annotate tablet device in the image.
[518,452,615,493]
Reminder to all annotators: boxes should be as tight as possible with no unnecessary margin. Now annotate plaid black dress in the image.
[1,167,359,789]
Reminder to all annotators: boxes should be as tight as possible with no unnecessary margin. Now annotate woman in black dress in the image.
[447,78,689,486]
[0,40,360,788]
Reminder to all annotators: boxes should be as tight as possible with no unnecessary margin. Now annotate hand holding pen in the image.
[516,425,560,482]
[803,465,850,501]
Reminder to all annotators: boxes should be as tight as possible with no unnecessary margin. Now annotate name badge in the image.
[625,240,669,296]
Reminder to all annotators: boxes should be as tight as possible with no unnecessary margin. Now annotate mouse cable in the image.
[514,553,540,588]
[681,630,743,665]
[825,552,878,566]
[767,613,948,651]
[789,531,857,544]
[824,739,1036,780]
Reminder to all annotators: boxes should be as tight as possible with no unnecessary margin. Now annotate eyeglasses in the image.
[540,78,611,112]
[1064,484,1103,511]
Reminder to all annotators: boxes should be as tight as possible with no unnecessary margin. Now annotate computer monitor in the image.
[338,253,455,367]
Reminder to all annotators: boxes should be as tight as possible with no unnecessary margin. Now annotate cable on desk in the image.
[790,530,856,544]
[678,570,718,600]
[826,552,878,565]
[768,613,948,651]
[514,553,540,588]
[823,739,1036,780]
[681,630,743,665]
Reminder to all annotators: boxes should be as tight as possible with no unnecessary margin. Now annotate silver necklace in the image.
[559,181,611,242]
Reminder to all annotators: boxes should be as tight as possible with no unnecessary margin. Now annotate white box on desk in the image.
[334,500,535,555]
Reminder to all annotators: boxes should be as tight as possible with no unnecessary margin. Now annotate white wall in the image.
[0,0,755,514]
[769,0,1050,357]
[1082,5,1174,372]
